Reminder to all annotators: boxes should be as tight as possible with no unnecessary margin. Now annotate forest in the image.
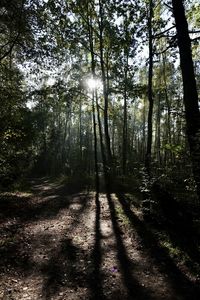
[0,0,200,299]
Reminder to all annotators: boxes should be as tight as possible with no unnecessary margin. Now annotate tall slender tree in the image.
[172,0,200,199]
[145,0,154,175]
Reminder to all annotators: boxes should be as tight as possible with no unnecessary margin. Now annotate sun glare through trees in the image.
[0,0,200,299]
[86,77,102,91]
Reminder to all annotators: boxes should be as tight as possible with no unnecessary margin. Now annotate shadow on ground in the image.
[0,178,90,276]
[0,178,200,300]
[115,192,200,300]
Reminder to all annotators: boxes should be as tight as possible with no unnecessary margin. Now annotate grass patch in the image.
[154,230,200,279]
[115,203,131,226]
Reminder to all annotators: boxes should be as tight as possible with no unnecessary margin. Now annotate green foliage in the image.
[0,0,199,201]
[163,143,184,158]
[187,3,200,26]
[0,61,35,188]
[155,231,200,279]
[115,204,131,226]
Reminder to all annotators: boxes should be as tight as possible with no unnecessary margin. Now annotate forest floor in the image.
[0,177,200,300]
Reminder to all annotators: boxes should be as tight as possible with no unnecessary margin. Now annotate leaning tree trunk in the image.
[172,0,200,199]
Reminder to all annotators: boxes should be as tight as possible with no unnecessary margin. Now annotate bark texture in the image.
[172,0,200,199]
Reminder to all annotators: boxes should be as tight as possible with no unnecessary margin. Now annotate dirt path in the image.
[0,178,199,300]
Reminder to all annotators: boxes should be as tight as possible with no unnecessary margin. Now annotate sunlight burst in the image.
[86,77,101,90]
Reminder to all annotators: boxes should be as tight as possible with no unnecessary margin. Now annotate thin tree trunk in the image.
[155,91,161,166]
[92,90,99,193]
[123,54,128,175]
[98,0,112,167]
[112,119,115,157]
[145,0,154,175]
[87,7,99,192]
[142,97,146,161]
[79,99,83,162]
[162,54,172,164]
[96,91,107,169]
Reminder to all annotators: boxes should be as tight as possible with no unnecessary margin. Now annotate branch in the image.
[191,36,200,42]
[0,32,20,62]
[164,2,173,11]
[0,40,11,51]
[77,9,100,38]
[154,34,176,40]
[77,39,101,59]
[153,25,176,39]
[189,30,200,34]
[68,89,94,101]
[154,42,176,56]
[97,104,104,111]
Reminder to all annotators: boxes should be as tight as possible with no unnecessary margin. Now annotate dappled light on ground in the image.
[0,178,199,300]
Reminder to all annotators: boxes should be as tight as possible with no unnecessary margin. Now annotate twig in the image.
[164,2,173,11]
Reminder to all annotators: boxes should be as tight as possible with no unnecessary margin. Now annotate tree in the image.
[172,0,200,199]
[145,0,154,175]
[0,0,36,62]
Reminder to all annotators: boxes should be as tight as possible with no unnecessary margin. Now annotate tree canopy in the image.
[0,0,199,201]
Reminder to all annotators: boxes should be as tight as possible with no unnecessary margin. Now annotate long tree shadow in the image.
[40,193,101,299]
[106,192,154,300]
[88,192,104,300]
[0,180,91,280]
[152,184,200,265]
[116,192,200,300]
[41,237,91,299]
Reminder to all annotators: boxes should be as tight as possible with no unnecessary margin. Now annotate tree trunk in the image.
[162,54,172,164]
[145,0,154,175]
[172,0,200,199]
[92,90,99,193]
[155,91,161,166]
[122,53,128,175]
[98,0,112,167]
[79,99,83,163]
[87,4,100,192]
